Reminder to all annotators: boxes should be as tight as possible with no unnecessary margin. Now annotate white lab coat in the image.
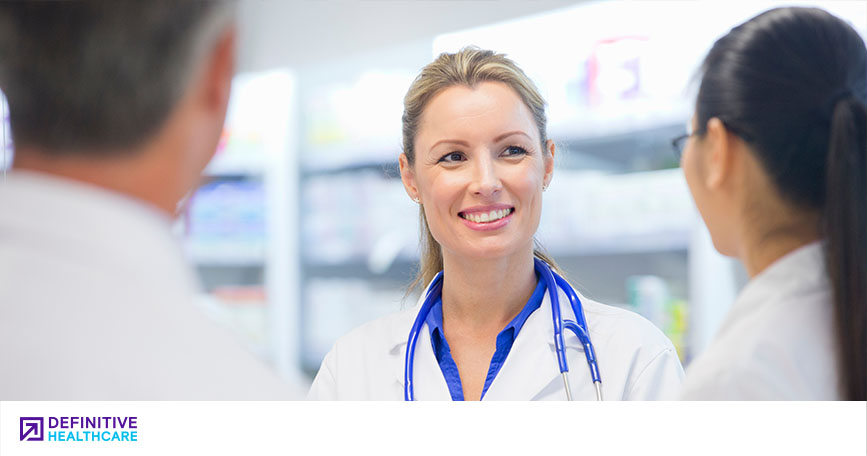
[681,242,842,400]
[308,277,684,400]
[0,171,302,399]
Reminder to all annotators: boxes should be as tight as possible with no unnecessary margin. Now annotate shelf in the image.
[302,258,418,281]
[301,160,399,178]
[300,233,689,286]
[204,153,267,177]
[300,230,690,276]
[556,123,684,172]
[300,142,402,175]
[544,230,690,257]
[185,242,266,266]
[548,102,690,145]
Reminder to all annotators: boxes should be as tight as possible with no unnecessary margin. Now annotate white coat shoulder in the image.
[580,297,684,400]
[0,172,301,399]
[680,286,838,400]
[307,305,414,400]
[681,242,841,400]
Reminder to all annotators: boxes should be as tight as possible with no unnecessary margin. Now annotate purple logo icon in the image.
[20,417,44,441]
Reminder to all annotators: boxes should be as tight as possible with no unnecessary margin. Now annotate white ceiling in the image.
[236,0,587,71]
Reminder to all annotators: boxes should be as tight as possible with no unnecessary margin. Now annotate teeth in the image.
[462,208,512,223]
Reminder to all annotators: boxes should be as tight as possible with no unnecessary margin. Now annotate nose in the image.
[469,152,502,198]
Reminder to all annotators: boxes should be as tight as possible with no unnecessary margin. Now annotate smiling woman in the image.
[307,47,685,401]
[404,81,552,272]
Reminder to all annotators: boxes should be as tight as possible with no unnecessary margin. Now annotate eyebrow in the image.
[429,139,470,151]
[494,131,532,142]
[428,131,533,152]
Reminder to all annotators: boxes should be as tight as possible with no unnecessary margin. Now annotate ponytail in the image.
[694,6,867,399]
[823,95,867,400]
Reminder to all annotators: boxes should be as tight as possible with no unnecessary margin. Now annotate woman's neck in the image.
[439,249,538,334]
[739,207,821,278]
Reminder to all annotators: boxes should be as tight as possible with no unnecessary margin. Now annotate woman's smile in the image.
[458,205,515,231]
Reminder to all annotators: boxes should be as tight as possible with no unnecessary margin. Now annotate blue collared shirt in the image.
[425,274,546,400]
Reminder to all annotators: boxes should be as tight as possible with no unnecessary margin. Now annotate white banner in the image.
[1,401,864,455]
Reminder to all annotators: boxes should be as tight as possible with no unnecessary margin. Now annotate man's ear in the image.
[399,153,420,203]
[201,26,236,113]
[703,117,735,190]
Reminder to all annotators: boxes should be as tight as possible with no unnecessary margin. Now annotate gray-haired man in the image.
[0,1,299,399]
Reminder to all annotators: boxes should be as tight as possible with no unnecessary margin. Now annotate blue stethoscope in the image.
[404,257,603,401]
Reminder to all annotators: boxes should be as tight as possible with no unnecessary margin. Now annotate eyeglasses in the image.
[671,120,697,162]
[671,118,750,162]
[670,133,692,162]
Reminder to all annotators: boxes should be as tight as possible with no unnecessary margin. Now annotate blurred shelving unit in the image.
[178,70,302,380]
[296,52,426,373]
[293,0,866,376]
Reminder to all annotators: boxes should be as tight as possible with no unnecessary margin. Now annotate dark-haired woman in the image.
[678,7,866,400]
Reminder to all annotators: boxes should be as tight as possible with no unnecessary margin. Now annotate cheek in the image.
[422,172,464,212]
[505,164,545,222]
[683,148,712,222]
[682,145,705,202]
[518,176,543,212]
[416,172,461,239]
[516,160,545,193]
[682,147,734,255]
[516,164,544,188]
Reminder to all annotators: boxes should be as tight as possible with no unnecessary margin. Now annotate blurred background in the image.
[2,0,865,387]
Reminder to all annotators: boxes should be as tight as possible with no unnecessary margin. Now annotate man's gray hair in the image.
[0,1,235,155]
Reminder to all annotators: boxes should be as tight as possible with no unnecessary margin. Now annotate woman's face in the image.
[400,81,554,262]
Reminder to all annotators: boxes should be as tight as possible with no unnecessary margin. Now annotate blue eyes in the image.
[503,145,528,157]
[440,152,465,163]
[437,146,528,163]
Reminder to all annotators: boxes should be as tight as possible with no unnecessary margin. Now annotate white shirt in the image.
[0,171,301,399]
[681,241,841,400]
[308,277,684,400]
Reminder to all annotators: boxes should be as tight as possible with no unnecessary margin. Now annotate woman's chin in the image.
[447,241,531,262]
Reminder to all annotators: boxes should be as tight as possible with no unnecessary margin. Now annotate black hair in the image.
[0,1,233,155]
[696,7,867,399]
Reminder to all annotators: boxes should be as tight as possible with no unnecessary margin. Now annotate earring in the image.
[413,197,420,204]
[542,183,548,192]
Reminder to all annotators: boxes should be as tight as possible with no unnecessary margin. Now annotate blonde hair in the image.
[402,47,564,293]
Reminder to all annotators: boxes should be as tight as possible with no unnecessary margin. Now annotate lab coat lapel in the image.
[389,286,453,401]
[402,327,453,400]
[483,286,585,400]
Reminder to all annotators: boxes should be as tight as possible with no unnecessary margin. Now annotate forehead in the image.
[416,81,539,145]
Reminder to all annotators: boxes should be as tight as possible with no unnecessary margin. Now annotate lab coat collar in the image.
[727,241,827,323]
[389,276,587,400]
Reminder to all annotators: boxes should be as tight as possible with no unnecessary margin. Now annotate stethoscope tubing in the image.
[404,260,601,401]
[403,271,443,401]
